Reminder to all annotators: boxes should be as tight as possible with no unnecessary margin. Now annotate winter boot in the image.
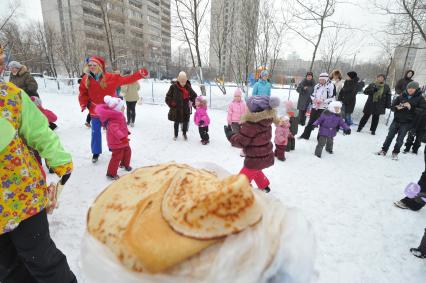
[173,136,177,141]
[326,149,333,154]
[410,229,426,259]
[403,148,410,154]
[124,166,132,172]
[183,133,188,141]
[393,200,409,209]
[263,186,271,193]
[106,174,120,180]
[371,131,376,135]
[92,154,100,163]
[377,150,387,156]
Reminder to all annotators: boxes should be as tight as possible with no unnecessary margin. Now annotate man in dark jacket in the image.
[296,72,315,126]
[378,81,425,159]
[395,70,414,95]
[404,103,426,154]
[357,74,392,135]
[8,61,40,97]
[339,71,359,126]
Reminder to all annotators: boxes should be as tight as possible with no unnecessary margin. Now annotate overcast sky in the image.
[2,0,394,64]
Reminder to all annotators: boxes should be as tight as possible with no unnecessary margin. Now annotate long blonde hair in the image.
[83,64,107,89]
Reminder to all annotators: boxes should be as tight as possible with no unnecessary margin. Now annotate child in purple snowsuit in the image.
[313,101,351,157]
[194,96,211,144]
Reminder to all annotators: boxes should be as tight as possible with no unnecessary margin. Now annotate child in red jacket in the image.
[95,95,132,180]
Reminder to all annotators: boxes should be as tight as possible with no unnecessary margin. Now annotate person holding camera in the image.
[357,74,392,135]
[377,81,425,160]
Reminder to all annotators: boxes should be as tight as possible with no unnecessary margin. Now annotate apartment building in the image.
[209,0,259,81]
[40,0,171,74]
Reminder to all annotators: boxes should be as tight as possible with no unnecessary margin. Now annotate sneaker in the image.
[393,200,409,209]
[183,133,188,141]
[92,154,100,163]
[410,248,426,258]
[106,174,119,180]
[130,122,134,128]
[263,186,271,193]
[392,153,398,160]
[377,150,386,156]
[124,166,132,172]
[85,122,91,128]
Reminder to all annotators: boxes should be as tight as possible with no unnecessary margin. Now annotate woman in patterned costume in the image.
[0,44,77,282]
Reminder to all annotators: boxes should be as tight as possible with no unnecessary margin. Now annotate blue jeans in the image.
[91,117,102,155]
[382,121,411,154]
[344,113,353,126]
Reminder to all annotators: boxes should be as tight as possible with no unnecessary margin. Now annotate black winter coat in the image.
[362,83,392,115]
[296,78,315,110]
[395,70,414,95]
[165,81,197,123]
[339,78,359,114]
[391,89,426,124]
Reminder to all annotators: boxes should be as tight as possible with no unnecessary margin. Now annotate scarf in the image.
[373,81,384,103]
[177,83,189,100]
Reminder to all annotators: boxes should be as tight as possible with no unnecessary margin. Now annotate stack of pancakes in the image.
[87,163,263,273]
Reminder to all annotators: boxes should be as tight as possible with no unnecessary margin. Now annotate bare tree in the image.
[319,23,352,73]
[0,1,21,32]
[173,0,210,94]
[284,0,338,71]
[228,1,259,93]
[256,1,286,75]
[209,0,235,80]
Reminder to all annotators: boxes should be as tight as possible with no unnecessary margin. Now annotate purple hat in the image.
[246,96,280,113]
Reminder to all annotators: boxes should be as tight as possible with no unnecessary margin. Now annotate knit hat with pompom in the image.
[246,96,280,113]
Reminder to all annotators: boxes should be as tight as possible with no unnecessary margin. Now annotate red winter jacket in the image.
[79,71,143,117]
[95,104,130,150]
[230,109,277,170]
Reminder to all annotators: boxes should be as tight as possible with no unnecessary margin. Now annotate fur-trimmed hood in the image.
[17,65,29,76]
[241,109,279,124]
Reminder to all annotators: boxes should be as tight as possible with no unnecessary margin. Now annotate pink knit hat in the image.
[234,88,242,97]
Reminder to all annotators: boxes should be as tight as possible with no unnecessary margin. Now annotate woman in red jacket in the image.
[78,56,147,162]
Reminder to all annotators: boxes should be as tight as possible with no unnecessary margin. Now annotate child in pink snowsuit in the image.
[194,96,210,144]
[227,88,247,133]
[274,116,293,161]
[95,95,132,180]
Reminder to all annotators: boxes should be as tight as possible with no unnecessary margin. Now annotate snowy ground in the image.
[34,79,426,283]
